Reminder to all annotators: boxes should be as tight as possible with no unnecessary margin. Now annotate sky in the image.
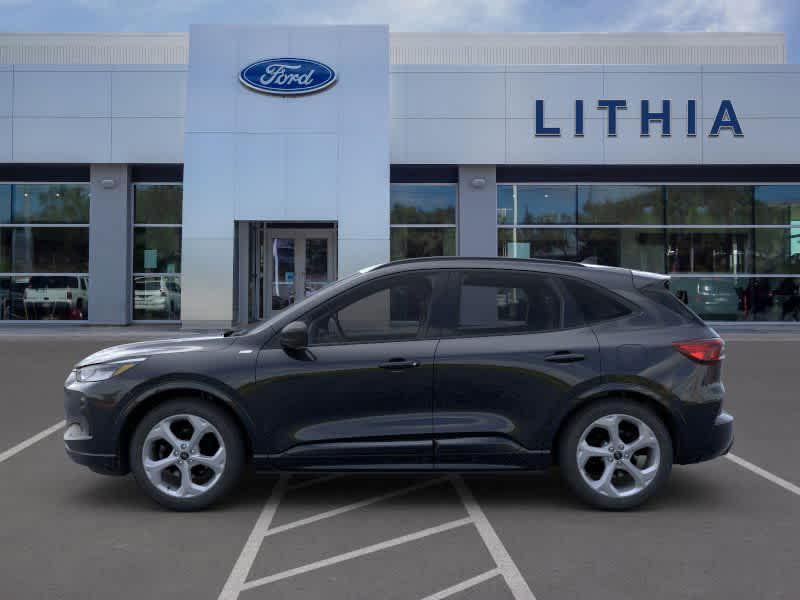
[0,0,797,62]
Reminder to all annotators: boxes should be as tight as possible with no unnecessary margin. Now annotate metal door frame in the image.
[264,227,337,318]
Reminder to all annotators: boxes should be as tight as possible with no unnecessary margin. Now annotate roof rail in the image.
[372,256,593,271]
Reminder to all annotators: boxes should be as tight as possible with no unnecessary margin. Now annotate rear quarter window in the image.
[641,281,704,325]
[560,277,632,325]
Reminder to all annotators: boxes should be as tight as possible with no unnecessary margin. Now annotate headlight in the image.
[75,358,146,383]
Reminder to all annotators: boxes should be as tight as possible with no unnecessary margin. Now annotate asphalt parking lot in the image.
[1,328,799,600]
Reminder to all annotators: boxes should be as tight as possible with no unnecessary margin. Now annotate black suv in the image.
[64,258,733,511]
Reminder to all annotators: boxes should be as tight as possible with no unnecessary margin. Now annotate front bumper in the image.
[679,411,734,464]
[63,422,125,475]
[63,375,130,475]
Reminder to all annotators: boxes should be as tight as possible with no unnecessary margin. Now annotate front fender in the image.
[114,374,258,453]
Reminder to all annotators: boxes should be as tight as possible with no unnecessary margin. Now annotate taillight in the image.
[673,339,725,363]
[67,290,73,300]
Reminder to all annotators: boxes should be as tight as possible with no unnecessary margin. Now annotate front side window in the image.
[132,184,182,320]
[451,270,563,336]
[390,184,457,260]
[308,274,436,345]
[0,183,90,321]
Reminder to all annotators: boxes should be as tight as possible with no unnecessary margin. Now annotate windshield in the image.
[235,270,369,337]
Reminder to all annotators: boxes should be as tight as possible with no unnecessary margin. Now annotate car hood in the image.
[75,335,234,367]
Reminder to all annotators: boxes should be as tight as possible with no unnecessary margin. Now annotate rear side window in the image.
[560,278,631,325]
[641,281,704,324]
[451,270,563,336]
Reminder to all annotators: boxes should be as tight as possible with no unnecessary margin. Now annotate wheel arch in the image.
[551,385,682,464]
[116,379,256,474]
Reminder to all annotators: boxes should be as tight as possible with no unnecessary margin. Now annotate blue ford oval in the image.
[239,57,337,95]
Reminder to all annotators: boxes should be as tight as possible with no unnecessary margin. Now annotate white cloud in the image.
[622,0,780,32]
[278,0,525,31]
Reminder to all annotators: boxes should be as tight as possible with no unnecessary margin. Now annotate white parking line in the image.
[0,420,65,465]
[263,477,448,539]
[452,475,537,600]
[419,568,501,600]
[726,453,800,497]
[218,474,288,600]
[240,517,473,592]
[286,473,341,492]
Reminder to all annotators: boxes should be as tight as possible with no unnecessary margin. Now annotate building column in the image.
[457,166,497,257]
[235,221,249,326]
[88,164,131,325]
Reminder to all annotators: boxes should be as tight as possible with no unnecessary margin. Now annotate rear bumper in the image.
[678,411,734,465]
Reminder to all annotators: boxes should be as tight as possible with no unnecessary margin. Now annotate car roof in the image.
[367,257,637,289]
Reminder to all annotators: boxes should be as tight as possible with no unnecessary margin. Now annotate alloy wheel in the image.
[576,413,661,499]
[141,414,226,498]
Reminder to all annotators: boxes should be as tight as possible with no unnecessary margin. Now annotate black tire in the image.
[558,399,673,510]
[129,398,245,511]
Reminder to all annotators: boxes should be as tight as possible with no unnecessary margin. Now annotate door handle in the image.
[379,358,420,370]
[545,351,585,363]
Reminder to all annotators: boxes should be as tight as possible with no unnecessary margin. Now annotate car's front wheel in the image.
[558,400,673,510]
[129,398,245,511]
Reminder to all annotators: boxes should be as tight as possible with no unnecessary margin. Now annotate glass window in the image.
[132,184,182,320]
[390,184,457,260]
[0,275,89,321]
[578,229,665,272]
[2,184,89,224]
[134,185,182,225]
[667,229,753,274]
[497,185,575,225]
[761,277,800,321]
[670,276,800,322]
[755,185,800,226]
[0,183,89,321]
[578,185,663,225]
[670,277,749,321]
[494,182,800,322]
[666,186,752,225]
[0,185,10,223]
[308,274,435,344]
[133,227,181,273]
[452,270,563,335]
[1,227,89,273]
[133,275,181,320]
[498,228,577,261]
[390,184,456,225]
[755,228,800,274]
[391,228,456,261]
[560,277,631,324]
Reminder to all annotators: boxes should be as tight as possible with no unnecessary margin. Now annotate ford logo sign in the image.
[239,58,337,96]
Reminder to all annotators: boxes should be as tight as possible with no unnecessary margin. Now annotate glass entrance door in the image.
[266,228,337,317]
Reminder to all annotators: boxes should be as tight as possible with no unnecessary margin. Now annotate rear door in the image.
[433,269,602,469]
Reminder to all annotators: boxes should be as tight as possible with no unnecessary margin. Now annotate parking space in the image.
[1,329,799,599]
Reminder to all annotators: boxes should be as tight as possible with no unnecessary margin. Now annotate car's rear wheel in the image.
[129,398,245,511]
[558,400,672,510]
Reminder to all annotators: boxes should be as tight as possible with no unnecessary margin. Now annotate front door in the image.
[266,228,337,317]
[252,271,448,469]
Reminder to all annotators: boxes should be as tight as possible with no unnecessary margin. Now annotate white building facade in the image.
[0,28,798,326]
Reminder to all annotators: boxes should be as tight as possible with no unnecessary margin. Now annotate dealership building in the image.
[0,27,799,327]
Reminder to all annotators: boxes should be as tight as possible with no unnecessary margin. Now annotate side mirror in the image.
[280,321,308,351]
